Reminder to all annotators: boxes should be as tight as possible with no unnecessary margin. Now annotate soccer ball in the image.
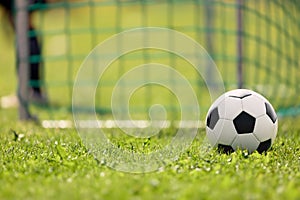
[206,89,278,153]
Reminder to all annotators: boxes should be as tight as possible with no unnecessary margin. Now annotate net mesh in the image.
[22,0,300,120]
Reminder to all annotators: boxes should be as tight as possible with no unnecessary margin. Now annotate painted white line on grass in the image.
[41,120,205,129]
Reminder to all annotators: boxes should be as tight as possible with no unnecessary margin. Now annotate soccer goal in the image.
[15,0,300,127]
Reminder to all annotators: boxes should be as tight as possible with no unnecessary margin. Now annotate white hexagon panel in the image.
[242,95,266,118]
[232,134,260,153]
[218,97,243,120]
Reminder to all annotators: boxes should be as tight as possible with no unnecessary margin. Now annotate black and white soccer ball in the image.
[206,89,278,154]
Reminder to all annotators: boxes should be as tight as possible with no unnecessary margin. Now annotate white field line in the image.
[41,120,205,129]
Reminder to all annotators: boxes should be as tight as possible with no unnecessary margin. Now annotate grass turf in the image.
[0,108,299,200]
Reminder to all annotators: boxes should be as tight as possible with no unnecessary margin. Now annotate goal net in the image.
[14,0,300,127]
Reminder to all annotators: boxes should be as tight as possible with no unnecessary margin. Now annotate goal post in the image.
[14,0,300,123]
[15,0,31,120]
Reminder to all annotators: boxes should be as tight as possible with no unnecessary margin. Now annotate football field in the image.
[0,1,300,199]
[0,109,299,199]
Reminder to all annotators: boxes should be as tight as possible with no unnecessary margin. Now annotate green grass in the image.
[0,108,299,200]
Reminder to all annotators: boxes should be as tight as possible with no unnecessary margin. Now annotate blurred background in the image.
[0,0,299,123]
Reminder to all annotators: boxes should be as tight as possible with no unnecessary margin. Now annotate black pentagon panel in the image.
[217,144,234,154]
[233,111,256,134]
[265,102,277,123]
[229,93,252,99]
[256,139,272,153]
[206,107,219,130]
